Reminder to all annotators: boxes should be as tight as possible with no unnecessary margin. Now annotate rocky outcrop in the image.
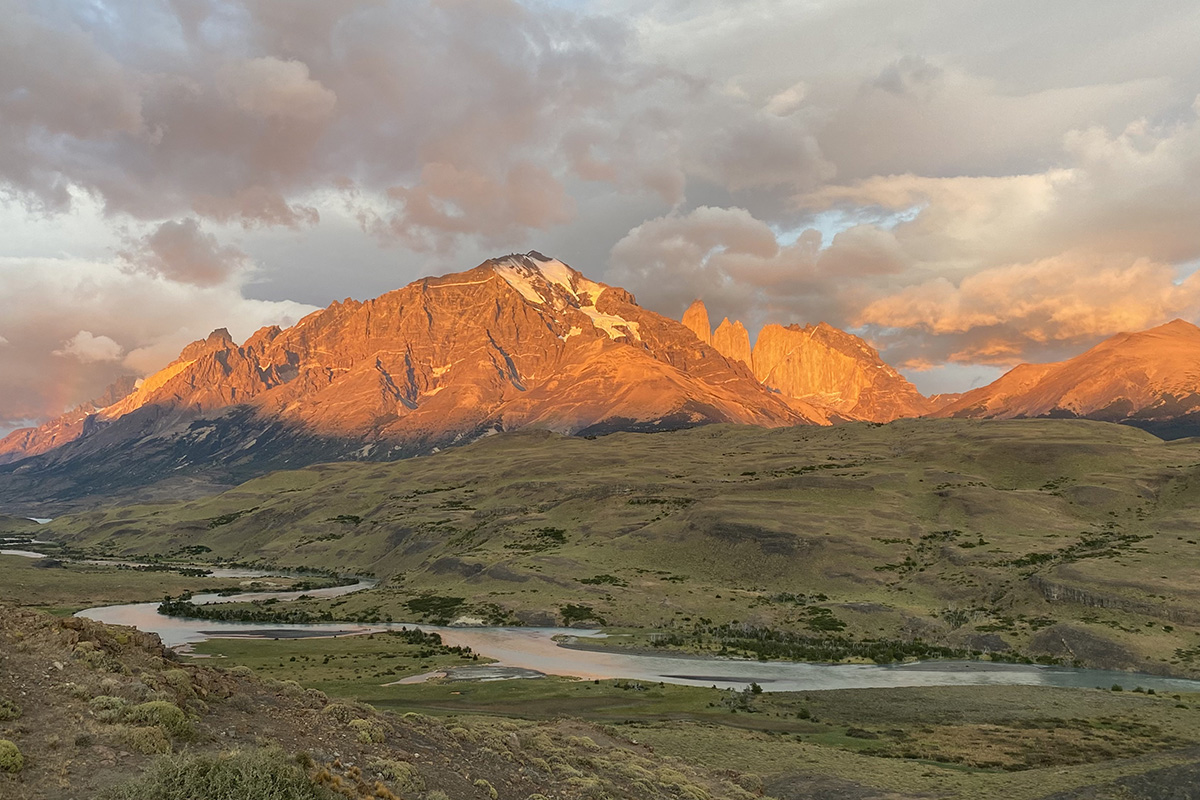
[752,322,933,422]
[674,303,932,423]
[935,319,1200,437]
[712,317,752,368]
[681,300,711,345]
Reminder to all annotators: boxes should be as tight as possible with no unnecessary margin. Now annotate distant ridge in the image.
[934,319,1200,437]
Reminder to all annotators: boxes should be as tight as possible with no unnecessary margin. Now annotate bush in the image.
[473,779,498,799]
[161,670,193,695]
[321,702,371,724]
[101,748,336,800]
[0,697,21,721]
[348,719,385,744]
[369,759,424,792]
[123,726,171,755]
[125,701,193,739]
[90,695,129,723]
[0,740,22,773]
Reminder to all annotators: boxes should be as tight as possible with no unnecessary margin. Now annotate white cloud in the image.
[0,256,317,429]
[764,82,807,116]
[53,331,124,363]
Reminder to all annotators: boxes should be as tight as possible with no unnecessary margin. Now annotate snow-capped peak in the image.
[491,252,639,341]
[492,251,595,302]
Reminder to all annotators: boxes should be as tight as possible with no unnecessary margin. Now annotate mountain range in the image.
[2,251,1199,510]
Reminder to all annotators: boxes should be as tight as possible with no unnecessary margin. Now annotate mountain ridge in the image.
[0,253,821,508]
[935,318,1200,436]
[682,300,933,422]
[5,256,1200,512]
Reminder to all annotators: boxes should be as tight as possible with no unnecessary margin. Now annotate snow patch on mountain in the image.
[492,262,547,304]
[493,252,640,341]
[580,307,640,341]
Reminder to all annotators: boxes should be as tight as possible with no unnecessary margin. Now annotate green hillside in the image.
[0,514,43,535]
[47,419,1200,675]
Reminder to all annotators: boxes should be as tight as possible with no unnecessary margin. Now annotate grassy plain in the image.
[0,554,219,615]
[45,419,1200,675]
[177,632,1200,800]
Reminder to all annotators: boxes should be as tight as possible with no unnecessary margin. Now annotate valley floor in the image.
[5,553,1200,799]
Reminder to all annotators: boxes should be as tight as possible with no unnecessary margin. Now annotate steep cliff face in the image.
[0,254,816,498]
[712,317,752,368]
[935,319,1200,434]
[676,301,932,423]
[682,299,712,345]
[752,322,934,422]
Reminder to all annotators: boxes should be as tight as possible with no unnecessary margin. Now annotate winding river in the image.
[6,543,1200,694]
[80,599,1200,693]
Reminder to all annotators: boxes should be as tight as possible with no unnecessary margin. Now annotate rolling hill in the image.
[44,418,1200,678]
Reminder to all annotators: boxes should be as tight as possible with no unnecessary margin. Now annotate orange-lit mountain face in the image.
[5,256,1200,511]
[935,319,1200,436]
[682,301,933,423]
[0,254,824,500]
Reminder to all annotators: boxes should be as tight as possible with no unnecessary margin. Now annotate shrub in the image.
[123,725,171,755]
[568,735,600,751]
[321,702,372,724]
[270,679,308,700]
[90,695,129,723]
[560,604,606,626]
[369,759,424,792]
[161,670,193,695]
[473,778,498,799]
[125,701,193,739]
[0,740,22,773]
[100,748,336,800]
[0,697,21,721]
[449,726,478,743]
[348,719,385,744]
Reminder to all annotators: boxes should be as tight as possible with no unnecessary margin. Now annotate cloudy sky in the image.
[3,0,1200,433]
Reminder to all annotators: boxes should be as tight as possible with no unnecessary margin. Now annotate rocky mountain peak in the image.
[0,255,815,489]
[682,300,712,345]
[712,317,752,367]
[752,322,931,422]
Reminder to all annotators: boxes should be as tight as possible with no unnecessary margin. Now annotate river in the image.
[5,544,1197,693]
[69,567,1200,694]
